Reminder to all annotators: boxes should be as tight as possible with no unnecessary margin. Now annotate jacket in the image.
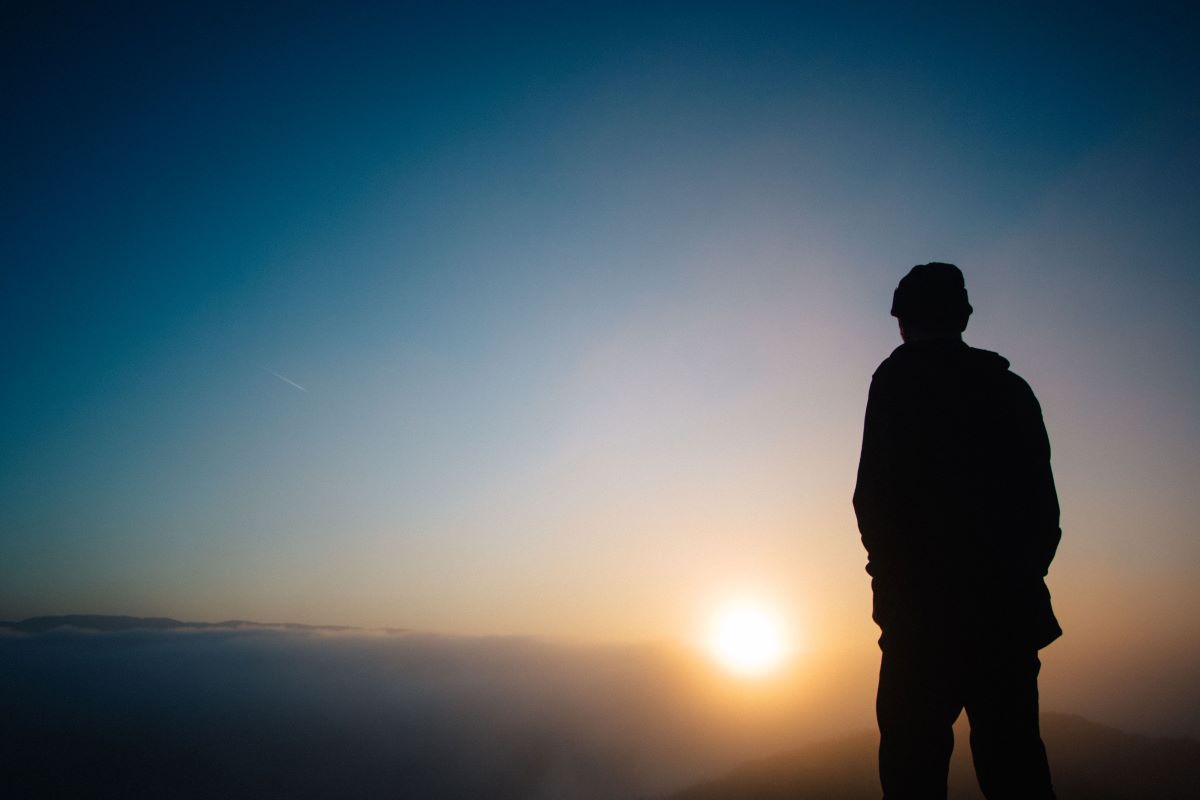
[853,340,1062,648]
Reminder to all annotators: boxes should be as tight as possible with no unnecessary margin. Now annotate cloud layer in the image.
[0,627,865,799]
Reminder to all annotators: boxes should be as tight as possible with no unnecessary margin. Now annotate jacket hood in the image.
[876,340,1011,377]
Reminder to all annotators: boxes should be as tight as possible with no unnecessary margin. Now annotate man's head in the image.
[891,262,972,342]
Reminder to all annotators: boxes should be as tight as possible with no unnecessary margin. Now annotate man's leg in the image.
[876,641,962,800]
[964,647,1055,799]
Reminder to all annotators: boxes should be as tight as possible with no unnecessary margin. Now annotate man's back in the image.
[853,339,1061,648]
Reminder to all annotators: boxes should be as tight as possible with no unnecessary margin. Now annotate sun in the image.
[707,602,788,677]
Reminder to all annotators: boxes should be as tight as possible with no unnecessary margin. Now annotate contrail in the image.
[264,368,308,393]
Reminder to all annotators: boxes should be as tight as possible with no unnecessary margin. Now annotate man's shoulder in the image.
[963,348,1049,410]
[965,345,1010,371]
[870,344,912,380]
[873,342,1016,373]
[968,347,1038,395]
[870,343,1038,399]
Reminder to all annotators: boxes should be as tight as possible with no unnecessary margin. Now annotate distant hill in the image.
[2,621,1196,799]
[668,712,1200,800]
[0,614,406,634]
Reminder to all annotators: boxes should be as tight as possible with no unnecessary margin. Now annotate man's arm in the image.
[853,373,910,577]
[1012,377,1062,577]
[1028,396,1061,576]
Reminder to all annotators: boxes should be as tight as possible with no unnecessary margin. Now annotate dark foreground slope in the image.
[669,712,1200,800]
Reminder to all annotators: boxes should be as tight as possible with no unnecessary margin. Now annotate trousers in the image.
[876,637,1055,799]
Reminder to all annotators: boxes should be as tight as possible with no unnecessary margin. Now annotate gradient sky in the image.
[3,0,1199,712]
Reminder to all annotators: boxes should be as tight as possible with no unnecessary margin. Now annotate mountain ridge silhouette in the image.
[0,613,409,634]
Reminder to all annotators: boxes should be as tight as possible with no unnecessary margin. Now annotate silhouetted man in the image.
[853,263,1060,799]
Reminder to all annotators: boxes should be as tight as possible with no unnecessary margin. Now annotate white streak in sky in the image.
[264,368,308,393]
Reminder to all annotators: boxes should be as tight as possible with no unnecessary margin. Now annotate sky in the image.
[2,1,1199,725]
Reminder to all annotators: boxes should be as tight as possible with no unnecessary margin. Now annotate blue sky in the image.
[2,0,1198,683]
